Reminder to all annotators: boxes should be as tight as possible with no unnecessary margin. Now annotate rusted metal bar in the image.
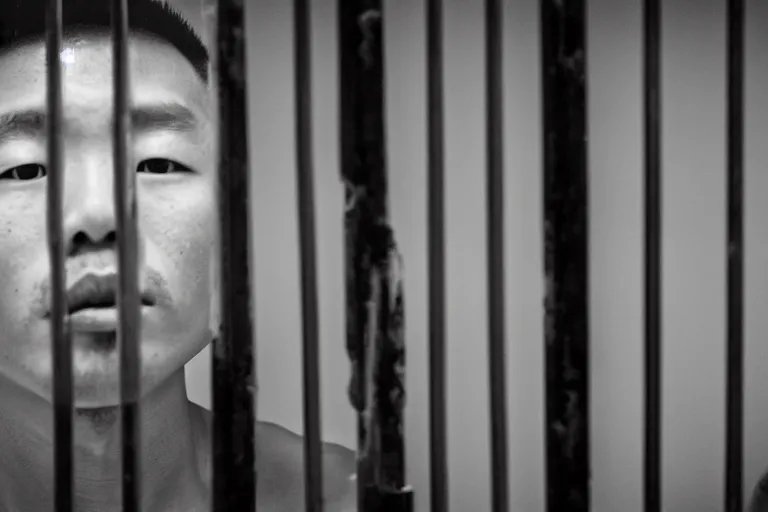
[643,0,662,510]
[540,0,590,511]
[725,0,745,510]
[338,1,412,510]
[212,0,258,510]
[46,0,73,510]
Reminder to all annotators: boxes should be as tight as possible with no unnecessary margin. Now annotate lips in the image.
[66,273,155,315]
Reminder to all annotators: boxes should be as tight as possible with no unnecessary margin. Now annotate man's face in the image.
[0,33,216,407]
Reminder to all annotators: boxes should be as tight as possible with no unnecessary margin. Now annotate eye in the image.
[0,164,47,181]
[137,158,192,175]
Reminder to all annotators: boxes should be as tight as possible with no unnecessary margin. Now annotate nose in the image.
[62,157,118,255]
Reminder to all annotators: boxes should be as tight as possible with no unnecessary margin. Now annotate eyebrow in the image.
[0,101,200,143]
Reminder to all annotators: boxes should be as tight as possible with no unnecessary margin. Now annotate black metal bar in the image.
[212,0,258,510]
[338,2,411,510]
[643,0,662,510]
[292,0,324,510]
[46,0,73,510]
[540,1,590,511]
[336,0,367,504]
[484,0,509,511]
[426,0,448,511]
[112,0,141,510]
[725,0,745,510]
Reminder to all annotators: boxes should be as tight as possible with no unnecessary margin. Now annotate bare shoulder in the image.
[750,468,768,512]
[255,421,357,511]
[192,403,356,512]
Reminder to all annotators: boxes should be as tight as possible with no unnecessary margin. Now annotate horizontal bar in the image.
[426,0,449,511]
[484,0,509,511]
[292,0,324,510]
[540,0,591,511]
[724,0,745,510]
[643,0,662,510]
[212,0,258,510]
[46,0,73,510]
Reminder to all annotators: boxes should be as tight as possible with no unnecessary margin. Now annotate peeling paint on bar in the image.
[211,0,258,510]
[540,1,590,511]
[338,1,412,511]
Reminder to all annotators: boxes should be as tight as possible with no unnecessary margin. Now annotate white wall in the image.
[184,0,768,510]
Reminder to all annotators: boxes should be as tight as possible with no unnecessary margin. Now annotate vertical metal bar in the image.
[426,0,448,511]
[540,0,590,511]
[111,0,141,510]
[643,0,662,510]
[338,2,411,510]
[46,0,73,510]
[336,0,367,506]
[484,0,509,511]
[212,0,258,510]
[724,0,745,510]
[293,0,324,509]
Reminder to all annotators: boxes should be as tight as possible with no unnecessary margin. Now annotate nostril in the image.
[70,230,117,248]
[72,231,89,246]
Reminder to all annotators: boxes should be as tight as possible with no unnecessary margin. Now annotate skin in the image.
[0,33,355,511]
[751,470,768,511]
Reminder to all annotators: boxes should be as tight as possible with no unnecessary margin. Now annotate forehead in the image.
[0,33,208,120]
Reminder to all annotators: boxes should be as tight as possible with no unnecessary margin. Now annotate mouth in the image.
[46,273,157,332]
[69,305,153,333]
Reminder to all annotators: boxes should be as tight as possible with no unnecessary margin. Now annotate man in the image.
[0,0,356,510]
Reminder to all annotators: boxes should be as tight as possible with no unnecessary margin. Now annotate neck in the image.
[0,370,208,512]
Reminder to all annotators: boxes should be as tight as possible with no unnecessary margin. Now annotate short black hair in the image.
[0,0,209,81]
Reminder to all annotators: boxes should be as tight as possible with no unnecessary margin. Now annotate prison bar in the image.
[540,0,591,511]
[292,0,326,510]
[484,0,510,511]
[336,0,368,505]
[338,0,413,510]
[212,0,258,510]
[643,0,662,510]
[38,0,754,511]
[426,0,449,510]
[46,0,74,510]
[725,0,745,510]
[110,0,143,510]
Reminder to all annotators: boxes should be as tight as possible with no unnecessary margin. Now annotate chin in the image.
[14,327,201,407]
[69,369,168,409]
[72,392,123,410]
[28,350,174,409]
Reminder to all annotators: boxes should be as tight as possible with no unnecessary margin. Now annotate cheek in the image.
[141,186,215,314]
[0,260,26,339]
[0,195,47,332]
[168,241,211,315]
